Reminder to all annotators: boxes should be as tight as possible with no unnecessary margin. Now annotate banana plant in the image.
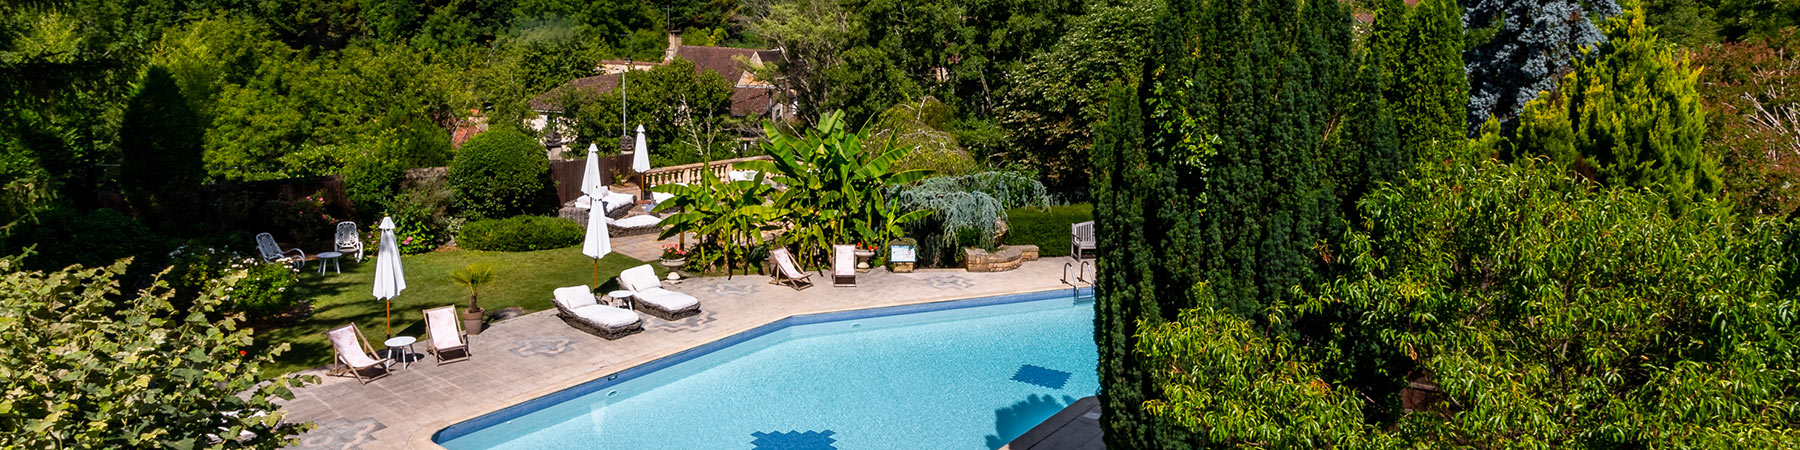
[740,111,934,267]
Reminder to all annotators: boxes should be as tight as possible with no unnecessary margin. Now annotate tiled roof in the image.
[730,87,776,117]
[529,74,621,111]
[676,45,762,82]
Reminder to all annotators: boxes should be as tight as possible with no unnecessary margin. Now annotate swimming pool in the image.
[434,288,1096,449]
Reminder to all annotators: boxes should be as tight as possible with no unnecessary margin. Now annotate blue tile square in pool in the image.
[1011,364,1072,390]
[751,430,837,450]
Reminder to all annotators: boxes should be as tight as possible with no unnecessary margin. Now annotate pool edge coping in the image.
[408,285,1093,450]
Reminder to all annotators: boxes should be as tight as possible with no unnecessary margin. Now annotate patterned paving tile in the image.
[646,310,719,333]
[925,274,975,290]
[291,417,386,450]
[751,430,837,450]
[703,282,762,297]
[507,336,575,357]
[1012,364,1072,390]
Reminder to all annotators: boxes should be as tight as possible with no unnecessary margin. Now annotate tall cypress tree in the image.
[1370,0,1469,161]
[1093,0,1383,447]
[120,65,204,232]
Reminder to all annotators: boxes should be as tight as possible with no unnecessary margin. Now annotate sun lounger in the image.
[617,265,702,320]
[422,306,471,364]
[606,215,663,237]
[326,324,391,384]
[551,286,644,339]
[833,244,856,287]
[768,247,815,290]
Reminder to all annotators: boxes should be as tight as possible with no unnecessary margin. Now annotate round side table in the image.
[316,251,343,275]
[383,336,417,370]
[606,290,637,310]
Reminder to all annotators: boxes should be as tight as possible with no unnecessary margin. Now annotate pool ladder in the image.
[1061,260,1093,300]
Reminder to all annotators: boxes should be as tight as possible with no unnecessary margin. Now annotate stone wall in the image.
[964,245,1040,272]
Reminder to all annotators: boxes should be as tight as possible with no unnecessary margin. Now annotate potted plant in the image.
[853,242,877,271]
[450,263,495,335]
[659,244,688,267]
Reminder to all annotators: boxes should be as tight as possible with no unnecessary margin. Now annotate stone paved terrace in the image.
[280,257,1089,450]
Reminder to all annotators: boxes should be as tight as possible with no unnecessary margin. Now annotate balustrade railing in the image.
[638,155,773,187]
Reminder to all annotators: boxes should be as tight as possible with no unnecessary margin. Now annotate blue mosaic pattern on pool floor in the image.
[751,430,837,450]
[1011,364,1072,390]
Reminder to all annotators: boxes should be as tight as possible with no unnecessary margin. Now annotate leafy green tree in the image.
[448,128,557,220]
[553,58,735,166]
[121,65,205,232]
[825,46,919,126]
[1644,0,1720,46]
[1715,0,1800,42]
[996,0,1162,198]
[0,256,315,448]
[1509,5,1720,204]
[1143,160,1800,446]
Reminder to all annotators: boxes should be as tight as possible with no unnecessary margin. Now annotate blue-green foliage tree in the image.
[1508,5,1720,204]
[1462,0,1619,131]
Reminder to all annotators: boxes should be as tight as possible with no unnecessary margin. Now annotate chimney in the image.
[665,34,682,62]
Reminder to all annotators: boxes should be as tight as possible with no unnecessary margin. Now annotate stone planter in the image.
[963,245,1040,273]
[659,258,686,280]
[854,249,876,272]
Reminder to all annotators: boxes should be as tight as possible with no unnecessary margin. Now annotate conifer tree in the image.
[1509,4,1719,203]
[1462,0,1619,132]
[1370,0,1468,160]
[120,65,205,232]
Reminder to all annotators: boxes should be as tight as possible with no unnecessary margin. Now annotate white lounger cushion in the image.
[553,286,598,309]
[607,215,662,228]
[618,265,662,290]
[635,287,700,312]
[569,304,641,328]
[327,327,380,368]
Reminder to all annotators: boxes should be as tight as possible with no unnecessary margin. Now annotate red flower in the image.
[238,350,247,356]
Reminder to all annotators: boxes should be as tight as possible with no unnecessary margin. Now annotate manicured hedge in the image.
[448,129,556,221]
[456,215,583,252]
[1004,203,1093,257]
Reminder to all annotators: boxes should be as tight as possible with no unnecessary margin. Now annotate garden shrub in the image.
[1004,203,1094,257]
[457,215,583,251]
[0,254,312,448]
[448,128,556,221]
[342,156,401,219]
[166,243,302,321]
[383,176,456,254]
[2,207,173,277]
[892,189,1004,267]
[910,171,1050,209]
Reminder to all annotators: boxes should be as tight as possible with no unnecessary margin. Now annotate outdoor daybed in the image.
[617,265,702,320]
[607,215,664,237]
[552,286,644,339]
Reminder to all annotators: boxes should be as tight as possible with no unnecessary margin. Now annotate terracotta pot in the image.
[461,309,485,335]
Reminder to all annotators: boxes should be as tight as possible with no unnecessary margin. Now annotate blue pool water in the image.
[437,291,1097,449]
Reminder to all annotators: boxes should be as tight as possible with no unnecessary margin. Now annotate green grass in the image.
[259,246,648,375]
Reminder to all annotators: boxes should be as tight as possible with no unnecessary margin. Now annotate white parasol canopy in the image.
[372,216,406,336]
[631,124,650,173]
[581,184,612,287]
[581,142,604,198]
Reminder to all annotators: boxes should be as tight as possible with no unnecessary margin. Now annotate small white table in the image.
[316,251,343,275]
[383,336,417,370]
[606,290,637,310]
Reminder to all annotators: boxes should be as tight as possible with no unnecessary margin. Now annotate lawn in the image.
[259,245,649,375]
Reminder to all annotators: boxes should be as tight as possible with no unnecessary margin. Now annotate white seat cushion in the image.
[600,192,636,211]
[618,264,660,290]
[553,286,598,309]
[570,305,640,328]
[609,215,662,228]
[637,287,699,311]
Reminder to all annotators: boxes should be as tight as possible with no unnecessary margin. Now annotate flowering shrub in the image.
[457,216,583,251]
[166,244,302,320]
[264,191,335,240]
[660,244,688,260]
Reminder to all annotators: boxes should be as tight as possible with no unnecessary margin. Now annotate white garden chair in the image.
[255,233,306,269]
[335,221,364,262]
